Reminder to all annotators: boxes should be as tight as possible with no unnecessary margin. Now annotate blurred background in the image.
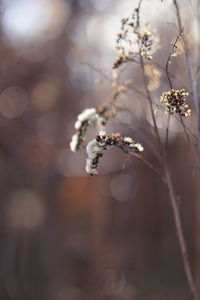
[0,0,199,299]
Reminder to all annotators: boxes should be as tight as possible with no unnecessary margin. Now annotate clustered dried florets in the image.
[160,89,191,117]
[70,108,105,152]
[69,5,192,177]
[70,81,132,155]
[85,130,144,176]
[113,10,159,69]
[139,29,155,60]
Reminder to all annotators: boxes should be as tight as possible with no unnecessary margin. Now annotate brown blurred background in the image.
[0,0,199,299]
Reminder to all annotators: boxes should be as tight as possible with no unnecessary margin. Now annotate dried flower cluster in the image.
[70,80,132,156]
[139,27,157,60]
[69,4,192,177]
[113,11,159,69]
[86,130,144,176]
[70,108,105,152]
[160,89,191,116]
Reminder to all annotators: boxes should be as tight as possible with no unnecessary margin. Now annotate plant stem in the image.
[164,162,199,300]
[138,3,199,298]
[173,0,200,143]
[129,152,166,184]
[179,114,191,144]
[140,55,161,146]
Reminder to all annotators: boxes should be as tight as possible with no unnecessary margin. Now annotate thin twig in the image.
[179,115,191,144]
[166,28,184,90]
[179,115,200,170]
[165,29,184,146]
[173,0,200,143]
[165,113,170,147]
[137,2,199,299]
[193,66,200,83]
[126,56,190,92]
[164,162,199,300]
[171,2,200,298]
[82,62,112,83]
[129,152,166,183]
[135,0,161,146]
[140,55,161,146]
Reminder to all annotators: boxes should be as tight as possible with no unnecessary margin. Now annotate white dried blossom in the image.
[123,137,133,144]
[86,139,103,159]
[70,107,106,153]
[131,142,144,152]
[85,138,106,176]
[123,137,144,152]
[99,129,106,138]
[77,108,96,123]
[70,134,79,152]
[74,108,98,131]
[74,120,82,130]
[85,163,98,176]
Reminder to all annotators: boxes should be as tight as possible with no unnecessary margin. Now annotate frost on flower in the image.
[85,131,144,176]
[85,138,106,176]
[70,108,105,152]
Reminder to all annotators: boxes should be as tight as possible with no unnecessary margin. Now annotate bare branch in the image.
[173,0,200,144]
[164,162,199,300]
[165,28,184,89]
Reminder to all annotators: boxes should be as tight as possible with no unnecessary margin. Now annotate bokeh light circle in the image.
[6,189,45,230]
[0,86,28,118]
[110,173,135,202]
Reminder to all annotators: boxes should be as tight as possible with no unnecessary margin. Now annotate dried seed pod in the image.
[113,10,160,70]
[160,89,191,117]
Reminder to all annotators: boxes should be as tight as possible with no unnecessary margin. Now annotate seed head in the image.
[160,89,191,117]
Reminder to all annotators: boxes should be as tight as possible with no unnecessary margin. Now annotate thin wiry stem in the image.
[127,57,190,91]
[83,62,112,83]
[136,0,143,28]
[171,3,200,298]
[136,0,161,146]
[193,66,200,83]
[155,62,190,92]
[164,25,199,163]
[173,0,200,144]
[164,162,199,300]
[165,113,170,147]
[172,1,200,165]
[140,55,161,146]
[165,29,184,146]
[136,1,199,298]
[166,29,184,90]
[179,115,200,171]
[129,151,166,184]
[179,115,191,144]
